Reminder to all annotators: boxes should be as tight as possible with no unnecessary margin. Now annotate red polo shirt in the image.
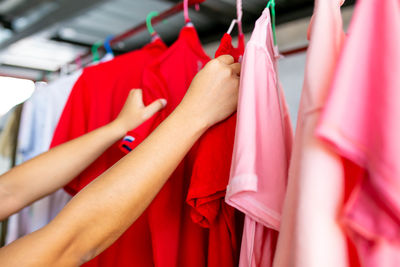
[51,40,167,267]
[186,32,245,267]
[120,25,211,267]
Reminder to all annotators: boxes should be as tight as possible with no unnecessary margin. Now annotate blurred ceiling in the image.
[0,0,355,73]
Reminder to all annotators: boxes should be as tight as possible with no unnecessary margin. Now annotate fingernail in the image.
[160,99,167,107]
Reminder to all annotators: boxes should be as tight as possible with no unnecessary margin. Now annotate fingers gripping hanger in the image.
[266,0,277,45]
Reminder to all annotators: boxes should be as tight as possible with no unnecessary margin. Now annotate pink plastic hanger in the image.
[184,0,190,23]
[227,0,243,36]
[184,0,200,26]
[183,0,192,26]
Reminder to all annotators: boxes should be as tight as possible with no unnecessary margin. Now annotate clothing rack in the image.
[63,0,308,73]
[281,45,308,56]
[62,0,205,72]
[0,73,39,82]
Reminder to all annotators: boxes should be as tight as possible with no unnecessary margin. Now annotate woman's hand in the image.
[112,89,167,135]
[178,55,241,130]
[0,55,242,267]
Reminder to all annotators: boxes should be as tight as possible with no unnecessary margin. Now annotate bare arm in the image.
[0,55,240,267]
[0,89,166,220]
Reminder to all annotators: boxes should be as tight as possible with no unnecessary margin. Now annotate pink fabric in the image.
[272,1,351,267]
[316,0,400,266]
[225,8,293,266]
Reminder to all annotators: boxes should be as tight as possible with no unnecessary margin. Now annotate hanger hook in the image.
[236,0,243,35]
[146,11,159,36]
[104,35,114,56]
[75,54,82,70]
[227,19,238,35]
[184,0,190,24]
[91,41,102,62]
[227,0,243,35]
[267,0,277,45]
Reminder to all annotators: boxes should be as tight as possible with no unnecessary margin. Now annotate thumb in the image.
[143,98,167,120]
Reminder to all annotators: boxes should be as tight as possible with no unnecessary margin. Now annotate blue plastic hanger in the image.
[104,35,114,57]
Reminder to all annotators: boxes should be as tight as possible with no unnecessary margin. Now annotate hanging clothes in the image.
[316,0,400,266]
[50,39,167,267]
[225,8,293,267]
[185,30,245,267]
[215,33,245,62]
[5,72,79,244]
[0,104,23,247]
[0,109,16,177]
[18,72,81,162]
[272,1,354,267]
[119,25,213,267]
[141,25,211,267]
[0,105,23,161]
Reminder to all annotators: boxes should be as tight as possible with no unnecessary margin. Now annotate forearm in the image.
[0,56,239,267]
[58,106,206,263]
[0,121,125,220]
[0,106,206,266]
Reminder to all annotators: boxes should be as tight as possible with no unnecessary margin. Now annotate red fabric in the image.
[51,39,166,195]
[138,26,211,267]
[121,28,209,154]
[186,33,245,267]
[120,26,211,266]
[215,33,245,62]
[118,28,244,267]
[50,40,167,267]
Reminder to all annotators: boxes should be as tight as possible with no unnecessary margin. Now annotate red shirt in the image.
[120,29,246,267]
[186,32,245,267]
[119,26,212,267]
[142,26,211,267]
[50,40,167,267]
[215,33,245,62]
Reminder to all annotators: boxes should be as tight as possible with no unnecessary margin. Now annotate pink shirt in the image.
[273,1,351,267]
[317,0,400,266]
[225,8,293,266]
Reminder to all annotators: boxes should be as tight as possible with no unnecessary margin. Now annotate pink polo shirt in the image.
[225,8,293,266]
[273,1,351,267]
[317,0,400,266]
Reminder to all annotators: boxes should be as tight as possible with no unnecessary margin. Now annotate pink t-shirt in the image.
[225,8,293,266]
[317,0,400,266]
[273,1,352,267]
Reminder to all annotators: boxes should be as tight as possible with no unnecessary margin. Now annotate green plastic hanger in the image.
[267,0,277,46]
[146,11,159,36]
[91,40,102,62]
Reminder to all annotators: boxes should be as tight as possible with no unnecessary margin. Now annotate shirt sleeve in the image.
[186,114,236,227]
[119,67,165,154]
[187,114,242,267]
[119,115,159,153]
